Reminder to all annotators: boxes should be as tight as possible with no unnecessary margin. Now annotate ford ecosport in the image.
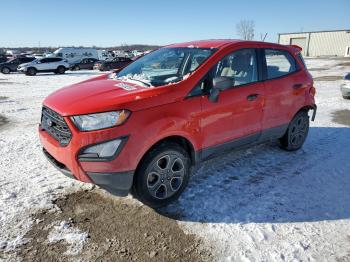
[39,40,316,207]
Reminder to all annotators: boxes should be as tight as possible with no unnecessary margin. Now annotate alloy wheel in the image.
[146,154,185,199]
[290,115,308,147]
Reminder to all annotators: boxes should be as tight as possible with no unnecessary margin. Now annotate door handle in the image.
[293,83,303,90]
[247,94,259,101]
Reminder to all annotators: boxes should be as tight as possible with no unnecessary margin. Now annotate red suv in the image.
[39,40,316,207]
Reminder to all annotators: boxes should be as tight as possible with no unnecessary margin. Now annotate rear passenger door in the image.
[262,49,305,130]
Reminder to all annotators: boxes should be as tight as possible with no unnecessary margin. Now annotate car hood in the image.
[43,75,180,116]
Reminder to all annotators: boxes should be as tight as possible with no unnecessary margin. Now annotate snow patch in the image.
[47,221,88,255]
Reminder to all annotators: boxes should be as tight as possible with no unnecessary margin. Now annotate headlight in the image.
[71,110,130,131]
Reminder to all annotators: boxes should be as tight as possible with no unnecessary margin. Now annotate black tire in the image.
[1,67,10,74]
[26,67,36,76]
[57,66,66,74]
[106,65,111,71]
[280,110,309,151]
[74,65,80,71]
[342,95,350,100]
[133,142,191,208]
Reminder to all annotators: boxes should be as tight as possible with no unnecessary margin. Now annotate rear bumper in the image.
[341,84,350,97]
[42,148,134,196]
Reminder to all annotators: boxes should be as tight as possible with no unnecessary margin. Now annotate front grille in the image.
[41,107,72,146]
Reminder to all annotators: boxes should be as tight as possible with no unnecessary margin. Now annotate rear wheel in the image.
[343,95,350,100]
[26,67,36,76]
[74,65,80,71]
[133,142,191,208]
[280,110,309,151]
[1,67,10,74]
[57,66,66,74]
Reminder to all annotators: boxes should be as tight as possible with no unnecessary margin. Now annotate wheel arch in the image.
[293,104,317,121]
[134,135,198,175]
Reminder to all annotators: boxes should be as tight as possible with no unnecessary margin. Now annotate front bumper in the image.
[42,146,134,196]
[39,119,136,196]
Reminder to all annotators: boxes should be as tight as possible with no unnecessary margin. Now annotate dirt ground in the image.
[331,109,350,126]
[0,114,9,129]
[313,75,344,81]
[17,189,213,262]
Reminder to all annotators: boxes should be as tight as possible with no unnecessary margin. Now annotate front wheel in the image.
[133,142,191,208]
[280,110,309,151]
[56,66,66,74]
[26,68,36,76]
[1,67,10,74]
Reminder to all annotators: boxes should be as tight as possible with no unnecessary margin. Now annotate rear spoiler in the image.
[287,45,302,54]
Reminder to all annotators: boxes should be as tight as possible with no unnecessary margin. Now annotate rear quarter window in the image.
[297,53,307,69]
[265,49,297,79]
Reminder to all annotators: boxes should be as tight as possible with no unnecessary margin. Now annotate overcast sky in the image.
[1,0,349,47]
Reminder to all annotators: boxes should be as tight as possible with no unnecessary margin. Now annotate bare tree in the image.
[236,20,255,40]
[260,33,268,42]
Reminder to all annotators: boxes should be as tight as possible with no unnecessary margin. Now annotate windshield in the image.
[112,47,216,87]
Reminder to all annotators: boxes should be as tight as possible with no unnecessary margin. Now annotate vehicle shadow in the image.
[159,127,350,224]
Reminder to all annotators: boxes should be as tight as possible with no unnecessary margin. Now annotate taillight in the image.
[309,86,316,96]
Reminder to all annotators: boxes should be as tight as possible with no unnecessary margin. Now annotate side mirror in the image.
[208,76,234,102]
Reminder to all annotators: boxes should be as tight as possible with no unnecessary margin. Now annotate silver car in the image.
[341,73,350,99]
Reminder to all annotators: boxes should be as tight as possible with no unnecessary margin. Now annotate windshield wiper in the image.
[128,78,151,87]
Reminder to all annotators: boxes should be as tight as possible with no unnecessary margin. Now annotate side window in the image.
[265,49,297,79]
[189,49,258,97]
[214,48,258,87]
[40,58,48,63]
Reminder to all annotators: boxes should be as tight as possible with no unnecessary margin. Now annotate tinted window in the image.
[20,57,33,63]
[53,58,62,62]
[265,49,296,79]
[213,48,258,87]
[345,72,350,81]
[40,58,49,63]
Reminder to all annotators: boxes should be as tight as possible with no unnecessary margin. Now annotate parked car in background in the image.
[341,72,350,99]
[18,57,70,76]
[0,56,36,74]
[50,47,99,63]
[70,58,99,70]
[39,40,317,207]
[93,57,132,71]
[0,55,8,63]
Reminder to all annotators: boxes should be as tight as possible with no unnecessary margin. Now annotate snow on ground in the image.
[0,58,350,261]
[0,71,100,259]
[165,58,350,261]
[47,220,88,255]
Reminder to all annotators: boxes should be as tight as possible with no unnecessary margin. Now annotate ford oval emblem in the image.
[46,118,53,127]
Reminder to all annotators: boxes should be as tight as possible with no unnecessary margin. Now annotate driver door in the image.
[198,48,264,157]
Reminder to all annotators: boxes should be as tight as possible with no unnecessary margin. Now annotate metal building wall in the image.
[278,30,350,57]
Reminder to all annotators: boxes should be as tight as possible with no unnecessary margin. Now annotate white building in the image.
[278,29,350,57]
